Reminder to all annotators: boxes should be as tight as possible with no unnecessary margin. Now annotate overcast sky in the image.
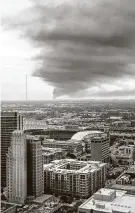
[1,0,135,100]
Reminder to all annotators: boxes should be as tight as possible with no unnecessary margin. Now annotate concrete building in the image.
[111,145,135,165]
[6,131,27,204]
[1,112,23,187]
[78,188,135,213]
[42,147,64,164]
[44,159,107,198]
[111,165,135,195]
[43,139,83,156]
[27,135,44,197]
[91,134,110,163]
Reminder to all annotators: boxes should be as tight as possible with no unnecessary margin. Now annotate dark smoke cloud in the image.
[3,0,135,98]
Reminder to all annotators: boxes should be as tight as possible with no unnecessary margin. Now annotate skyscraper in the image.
[1,112,23,187]
[27,135,44,197]
[7,130,27,204]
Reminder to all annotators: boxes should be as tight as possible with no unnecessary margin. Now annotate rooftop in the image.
[1,201,17,213]
[32,194,53,204]
[71,130,105,140]
[44,159,106,174]
[79,188,135,213]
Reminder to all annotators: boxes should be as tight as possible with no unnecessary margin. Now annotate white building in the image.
[78,188,135,213]
[44,159,107,198]
[23,119,47,130]
[7,130,27,204]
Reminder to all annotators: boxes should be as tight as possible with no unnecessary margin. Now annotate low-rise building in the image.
[44,159,107,198]
[111,165,135,195]
[110,145,135,165]
[1,201,17,213]
[77,153,91,161]
[43,139,83,156]
[42,147,64,164]
[78,188,135,213]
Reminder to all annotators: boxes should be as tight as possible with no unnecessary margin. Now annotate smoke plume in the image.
[3,0,135,98]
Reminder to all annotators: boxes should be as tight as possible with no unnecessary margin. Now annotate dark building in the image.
[27,136,44,197]
[1,112,23,187]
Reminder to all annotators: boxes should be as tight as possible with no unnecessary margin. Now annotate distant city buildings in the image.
[1,112,23,187]
[78,188,135,213]
[27,135,44,198]
[42,147,64,164]
[23,119,47,130]
[7,131,27,204]
[43,139,83,156]
[44,159,107,198]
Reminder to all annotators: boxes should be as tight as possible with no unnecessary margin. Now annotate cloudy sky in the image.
[1,0,135,100]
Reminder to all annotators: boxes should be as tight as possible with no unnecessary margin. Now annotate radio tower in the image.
[26,74,27,102]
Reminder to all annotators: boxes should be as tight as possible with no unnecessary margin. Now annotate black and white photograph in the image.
[1,0,135,212]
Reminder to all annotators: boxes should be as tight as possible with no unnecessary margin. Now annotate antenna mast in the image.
[26,74,27,102]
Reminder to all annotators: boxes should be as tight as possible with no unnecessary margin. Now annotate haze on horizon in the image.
[1,0,135,100]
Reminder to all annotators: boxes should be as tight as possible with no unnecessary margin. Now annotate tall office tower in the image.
[1,112,23,187]
[7,131,27,204]
[91,132,110,163]
[27,136,44,197]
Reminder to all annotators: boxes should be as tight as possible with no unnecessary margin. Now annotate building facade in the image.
[91,134,110,163]
[1,112,23,187]
[44,159,106,198]
[7,131,27,204]
[27,136,44,197]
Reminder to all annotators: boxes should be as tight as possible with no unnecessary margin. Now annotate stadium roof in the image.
[71,130,103,141]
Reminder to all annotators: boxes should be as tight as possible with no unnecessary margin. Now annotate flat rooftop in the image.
[79,188,135,213]
[44,159,106,174]
[1,201,17,213]
[32,194,53,204]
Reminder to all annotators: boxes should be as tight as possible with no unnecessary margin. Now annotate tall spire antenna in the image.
[26,74,27,102]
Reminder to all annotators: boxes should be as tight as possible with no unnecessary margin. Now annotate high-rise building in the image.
[91,133,110,163]
[1,112,23,187]
[7,131,27,204]
[27,135,44,197]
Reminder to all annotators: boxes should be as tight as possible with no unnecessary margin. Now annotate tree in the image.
[39,136,44,146]
[66,153,76,159]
